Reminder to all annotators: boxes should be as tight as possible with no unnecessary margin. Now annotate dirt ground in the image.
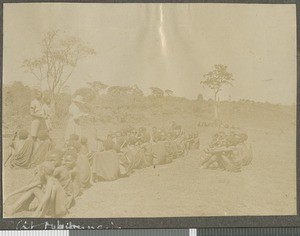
[2,107,297,218]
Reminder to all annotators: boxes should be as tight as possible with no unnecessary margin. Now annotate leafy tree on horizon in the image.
[201,64,234,121]
[87,81,108,94]
[149,87,164,98]
[165,89,174,96]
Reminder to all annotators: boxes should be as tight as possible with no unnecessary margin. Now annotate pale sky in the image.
[3,3,297,105]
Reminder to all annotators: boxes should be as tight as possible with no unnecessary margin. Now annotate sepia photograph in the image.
[2,3,297,219]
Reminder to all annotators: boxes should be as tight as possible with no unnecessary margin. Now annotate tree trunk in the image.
[50,93,56,118]
[214,91,219,122]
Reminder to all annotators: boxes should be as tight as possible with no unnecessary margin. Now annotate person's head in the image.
[62,150,78,169]
[18,129,29,140]
[46,149,63,167]
[80,136,88,145]
[36,161,55,182]
[37,130,49,141]
[35,90,43,101]
[69,134,79,142]
[67,141,81,153]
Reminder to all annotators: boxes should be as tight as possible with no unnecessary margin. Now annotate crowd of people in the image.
[3,91,252,218]
[201,131,253,172]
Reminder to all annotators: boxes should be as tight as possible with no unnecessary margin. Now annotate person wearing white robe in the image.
[64,95,87,141]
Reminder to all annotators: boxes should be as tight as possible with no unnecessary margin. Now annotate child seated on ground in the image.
[53,150,81,199]
[9,129,35,169]
[4,161,70,217]
[67,140,91,189]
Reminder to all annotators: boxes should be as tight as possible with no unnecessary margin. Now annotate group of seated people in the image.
[201,130,253,172]
[4,122,197,217]
[5,122,251,217]
[198,121,240,130]
[7,129,54,169]
[4,133,92,217]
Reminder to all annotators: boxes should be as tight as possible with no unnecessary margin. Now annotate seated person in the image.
[46,148,64,168]
[6,129,27,165]
[4,161,70,217]
[53,150,81,199]
[68,140,92,189]
[202,132,249,172]
[92,140,121,182]
[9,129,35,169]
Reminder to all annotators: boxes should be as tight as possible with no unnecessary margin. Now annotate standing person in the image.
[30,91,46,141]
[64,95,87,141]
[43,96,53,134]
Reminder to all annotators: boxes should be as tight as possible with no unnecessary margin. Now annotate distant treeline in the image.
[3,81,291,133]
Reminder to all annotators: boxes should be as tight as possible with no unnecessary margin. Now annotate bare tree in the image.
[22,30,96,113]
[201,64,234,120]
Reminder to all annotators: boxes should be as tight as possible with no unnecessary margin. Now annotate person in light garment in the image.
[30,91,46,141]
[64,95,89,141]
[43,96,53,133]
